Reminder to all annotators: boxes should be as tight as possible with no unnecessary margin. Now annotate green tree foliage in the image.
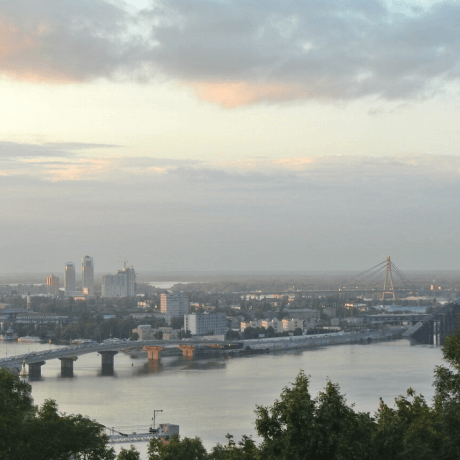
[374,390,439,460]
[148,435,207,460]
[432,324,460,460]
[0,368,115,460]
[208,434,258,460]
[117,445,140,460]
[0,368,34,458]
[254,371,374,460]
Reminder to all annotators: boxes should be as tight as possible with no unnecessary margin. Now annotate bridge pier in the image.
[59,357,78,378]
[29,361,46,380]
[178,345,195,358]
[100,351,118,375]
[144,346,164,361]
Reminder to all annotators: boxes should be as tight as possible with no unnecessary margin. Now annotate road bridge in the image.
[364,314,428,325]
[0,338,239,378]
[403,302,460,345]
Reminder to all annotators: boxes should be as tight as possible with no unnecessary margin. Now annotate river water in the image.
[0,339,443,458]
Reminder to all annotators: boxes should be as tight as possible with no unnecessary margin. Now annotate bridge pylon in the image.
[381,256,396,301]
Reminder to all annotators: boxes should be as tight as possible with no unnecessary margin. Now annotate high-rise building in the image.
[102,273,127,297]
[64,262,76,292]
[101,265,136,298]
[160,293,189,316]
[46,274,60,297]
[117,266,136,297]
[82,256,94,296]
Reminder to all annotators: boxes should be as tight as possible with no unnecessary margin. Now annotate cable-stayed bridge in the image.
[339,256,411,299]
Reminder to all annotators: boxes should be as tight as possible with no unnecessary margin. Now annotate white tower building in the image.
[82,256,94,296]
[64,262,76,292]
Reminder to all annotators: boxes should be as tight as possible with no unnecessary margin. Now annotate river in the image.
[0,339,443,458]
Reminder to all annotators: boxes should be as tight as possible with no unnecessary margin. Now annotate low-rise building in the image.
[240,320,258,332]
[260,319,284,333]
[282,318,304,332]
[184,313,227,336]
[132,324,153,340]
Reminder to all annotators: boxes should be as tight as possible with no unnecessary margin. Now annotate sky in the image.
[1,0,459,274]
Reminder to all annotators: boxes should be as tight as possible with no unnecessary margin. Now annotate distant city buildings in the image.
[82,256,94,296]
[64,262,76,292]
[46,274,60,297]
[101,265,136,298]
[184,313,227,336]
[240,318,306,333]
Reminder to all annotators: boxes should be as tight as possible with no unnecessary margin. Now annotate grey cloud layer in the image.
[0,141,121,158]
[1,0,459,101]
[2,152,459,271]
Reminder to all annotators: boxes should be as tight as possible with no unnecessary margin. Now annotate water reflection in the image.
[136,357,227,375]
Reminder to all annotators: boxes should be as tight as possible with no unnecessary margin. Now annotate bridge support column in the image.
[178,345,195,358]
[144,346,164,361]
[29,361,46,380]
[59,357,77,378]
[100,351,118,375]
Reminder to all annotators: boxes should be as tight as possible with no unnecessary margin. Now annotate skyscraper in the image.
[64,262,76,292]
[102,273,127,297]
[117,266,136,297]
[101,265,136,298]
[82,256,94,296]
[46,274,60,297]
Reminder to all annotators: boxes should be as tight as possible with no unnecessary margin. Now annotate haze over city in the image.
[1,0,460,273]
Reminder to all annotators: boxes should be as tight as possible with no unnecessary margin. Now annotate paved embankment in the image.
[242,327,406,352]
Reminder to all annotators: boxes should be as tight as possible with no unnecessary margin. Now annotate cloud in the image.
[0,141,205,181]
[0,141,121,158]
[2,139,460,186]
[0,0,142,82]
[44,142,122,151]
[191,81,309,107]
[1,0,460,105]
[2,149,460,271]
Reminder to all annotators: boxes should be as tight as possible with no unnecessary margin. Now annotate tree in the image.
[208,434,258,460]
[432,325,460,459]
[373,389,439,460]
[117,445,140,460]
[148,435,207,460]
[254,371,375,460]
[0,368,115,460]
[170,317,184,330]
[0,367,34,459]
[225,330,240,341]
[372,325,460,460]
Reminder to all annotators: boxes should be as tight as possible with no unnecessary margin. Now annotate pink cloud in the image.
[190,81,309,107]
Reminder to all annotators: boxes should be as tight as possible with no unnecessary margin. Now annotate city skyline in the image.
[1,0,460,272]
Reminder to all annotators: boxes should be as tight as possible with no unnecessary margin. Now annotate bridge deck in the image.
[0,339,240,368]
